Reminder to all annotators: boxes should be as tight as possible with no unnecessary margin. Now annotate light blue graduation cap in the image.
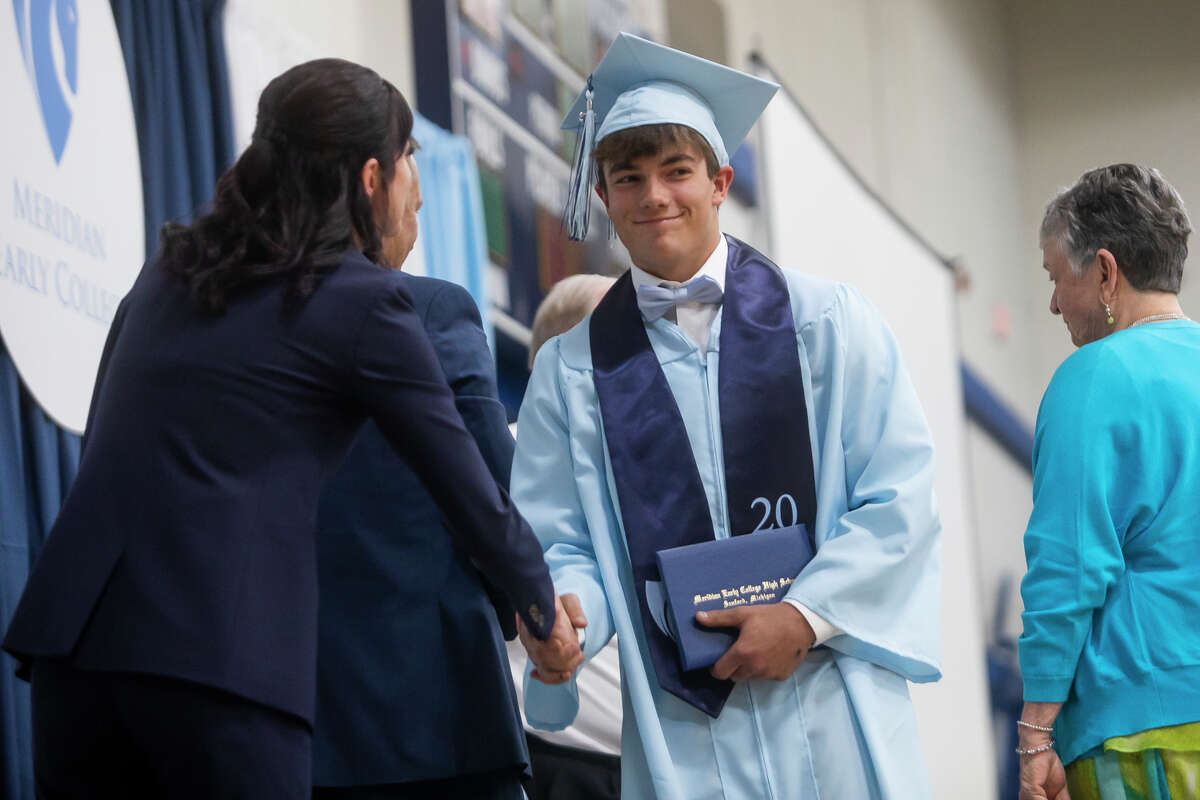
[561,33,779,240]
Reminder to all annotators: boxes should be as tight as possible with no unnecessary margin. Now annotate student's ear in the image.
[595,182,609,207]
[711,165,734,206]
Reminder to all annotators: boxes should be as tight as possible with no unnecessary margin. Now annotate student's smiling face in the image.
[597,142,733,282]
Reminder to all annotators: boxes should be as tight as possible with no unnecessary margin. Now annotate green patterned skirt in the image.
[1066,722,1200,799]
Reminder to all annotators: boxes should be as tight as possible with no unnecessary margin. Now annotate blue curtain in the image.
[111,0,236,258]
[412,113,493,348]
[0,2,234,796]
[0,354,80,800]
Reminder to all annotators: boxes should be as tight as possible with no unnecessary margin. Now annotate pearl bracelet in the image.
[1017,720,1054,733]
[1015,740,1055,756]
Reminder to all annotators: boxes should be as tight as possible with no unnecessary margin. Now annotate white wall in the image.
[222,0,423,274]
[1012,0,1200,395]
[718,2,1199,793]
[223,0,415,152]
[757,86,995,799]
[722,0,1038,418]
[720,3,1044,795]
[965,422,1034,640]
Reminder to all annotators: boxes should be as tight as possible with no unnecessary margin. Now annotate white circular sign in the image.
[1,0,144,433]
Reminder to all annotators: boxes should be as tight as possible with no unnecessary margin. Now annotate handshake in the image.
[517,592,588,684]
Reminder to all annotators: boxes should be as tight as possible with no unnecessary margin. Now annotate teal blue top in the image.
[1019,320,1200,765]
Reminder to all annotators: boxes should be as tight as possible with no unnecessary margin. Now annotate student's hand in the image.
[697,603,814,681]
[1018,749,1069,800]
[519,593,586,684]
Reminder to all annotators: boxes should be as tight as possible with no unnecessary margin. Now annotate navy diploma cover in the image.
[590,236,818,717]
[651,525,814,671]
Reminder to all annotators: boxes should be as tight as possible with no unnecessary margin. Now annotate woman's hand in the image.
[1019,749,1069,800]
[1018,701,1068,799]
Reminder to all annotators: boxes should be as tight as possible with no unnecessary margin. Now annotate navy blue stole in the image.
[589,236,817,717]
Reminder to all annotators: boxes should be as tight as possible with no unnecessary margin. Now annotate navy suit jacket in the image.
[2,252,555,725]
[312,275,528,785]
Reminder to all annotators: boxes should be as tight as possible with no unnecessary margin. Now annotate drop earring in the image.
[1105,302,1115,325]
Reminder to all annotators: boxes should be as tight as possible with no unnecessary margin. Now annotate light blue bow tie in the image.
[636,275,724,321]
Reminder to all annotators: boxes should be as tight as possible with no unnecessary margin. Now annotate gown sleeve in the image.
[511,338,617,730]
[784,285,942,683]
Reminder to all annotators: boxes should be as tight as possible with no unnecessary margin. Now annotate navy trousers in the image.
[31,659,311,799]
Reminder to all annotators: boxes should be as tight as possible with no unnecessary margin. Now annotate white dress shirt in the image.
[507,637,623,755]
[629,233,842,645]
[629,233,728,353]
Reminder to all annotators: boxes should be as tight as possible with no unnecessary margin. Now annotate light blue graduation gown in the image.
[512,269,942,800]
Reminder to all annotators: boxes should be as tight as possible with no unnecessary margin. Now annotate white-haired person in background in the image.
[527,275,617,368]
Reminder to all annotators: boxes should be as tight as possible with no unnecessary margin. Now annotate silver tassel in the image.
[565,78,596,242]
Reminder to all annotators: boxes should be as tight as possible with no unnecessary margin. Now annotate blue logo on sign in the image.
[13,0,79,164]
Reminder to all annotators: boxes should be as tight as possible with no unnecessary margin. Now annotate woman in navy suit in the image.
[2,58,581,799]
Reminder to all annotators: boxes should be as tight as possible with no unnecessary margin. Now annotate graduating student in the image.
[513,34,942,799]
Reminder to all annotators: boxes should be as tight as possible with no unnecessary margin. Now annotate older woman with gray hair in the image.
[1017,164,1200,800]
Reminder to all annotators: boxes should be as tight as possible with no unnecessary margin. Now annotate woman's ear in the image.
[360,157,381,199]
[1096,248,1121,303]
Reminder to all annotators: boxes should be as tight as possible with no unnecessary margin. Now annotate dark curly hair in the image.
[160,58,414,313]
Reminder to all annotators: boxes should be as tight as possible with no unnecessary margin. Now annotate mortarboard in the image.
[561,33,779,240]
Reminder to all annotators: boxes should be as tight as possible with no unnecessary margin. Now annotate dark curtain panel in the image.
[0,355,80,800]
[0,2,234,796]
[111,0,237,258]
